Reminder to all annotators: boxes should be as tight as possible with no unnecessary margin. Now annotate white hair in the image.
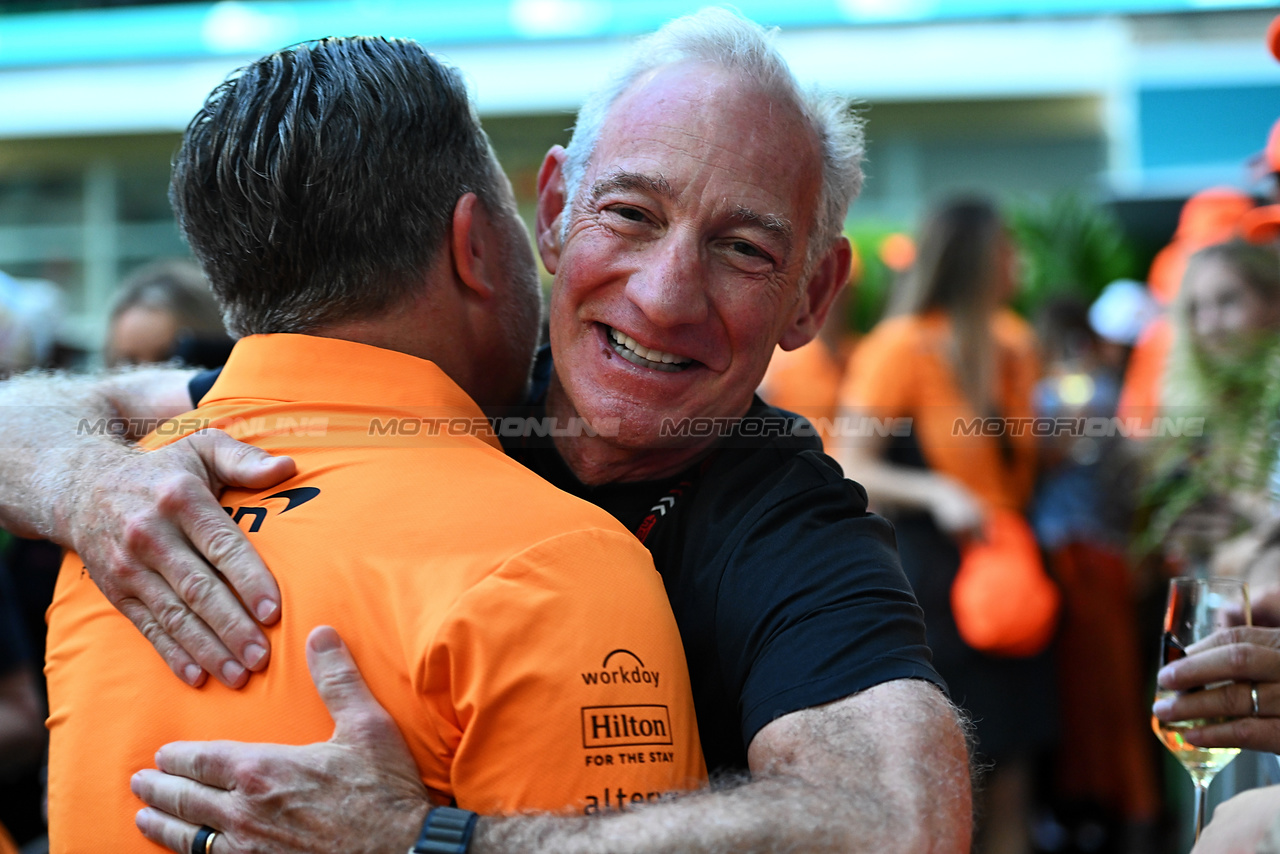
[561,6,864,266]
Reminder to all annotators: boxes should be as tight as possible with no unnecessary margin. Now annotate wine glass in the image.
[1151,576,1251,844]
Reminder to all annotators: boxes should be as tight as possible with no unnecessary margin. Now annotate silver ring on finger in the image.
[1252,682,1261,717]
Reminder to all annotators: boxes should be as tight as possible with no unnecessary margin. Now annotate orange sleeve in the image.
[1147,243,1187,306]
[424,528,706,816]
[838,319,917,418]
[1117,318,1172,423]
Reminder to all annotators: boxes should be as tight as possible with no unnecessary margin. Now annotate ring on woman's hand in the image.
[1252,683,1261,717]
[192,826,218,854]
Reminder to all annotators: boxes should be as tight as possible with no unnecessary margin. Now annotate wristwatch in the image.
[409,806,479,854]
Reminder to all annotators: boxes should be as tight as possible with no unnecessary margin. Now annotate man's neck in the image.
[545,375,723,487]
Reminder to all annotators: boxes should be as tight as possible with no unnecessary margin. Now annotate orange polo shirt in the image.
[46,334,705,854]
[839,310,1039,512]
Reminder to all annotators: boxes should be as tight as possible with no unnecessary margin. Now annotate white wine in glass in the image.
[1150,577,1250,844]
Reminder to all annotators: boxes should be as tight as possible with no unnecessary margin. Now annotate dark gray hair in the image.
[171,36,504,336]
[562,7,863,266]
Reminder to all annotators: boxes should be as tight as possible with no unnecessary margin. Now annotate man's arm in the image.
[0,366,194,538]
[477,679,971,854]
[133,629,972,854]
[0,368,295,687]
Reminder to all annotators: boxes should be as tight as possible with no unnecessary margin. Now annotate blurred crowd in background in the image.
[1,4,1280,854]
[757,42,1280,847]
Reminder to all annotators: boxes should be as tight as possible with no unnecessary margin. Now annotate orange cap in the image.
[1242,204,1280,244]
[1268,14,1280,62]
[1174,186,1254,245]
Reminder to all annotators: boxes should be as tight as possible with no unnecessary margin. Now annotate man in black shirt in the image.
[0,9,970,853]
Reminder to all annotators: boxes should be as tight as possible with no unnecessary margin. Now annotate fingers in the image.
[112,490,258,687]
[188,428,297,492]
[173,431,288,625]
[132,769,230,829]
[1177,717,1280,754]
[116,597,207,687]
[1159,630,1280,692]
[1154,680,1262,723]
[135,807,206,854]
[1182,626,1280,657]
[152,741,246,790]
[79,429,292,688]
[305,626,401,747]
[183,429,292,625]
[136,807,241,854]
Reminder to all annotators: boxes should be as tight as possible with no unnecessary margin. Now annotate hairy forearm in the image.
[475,774,880,854]
[476,684,972,854]
[0,367,193,540]
[0,370,130,539]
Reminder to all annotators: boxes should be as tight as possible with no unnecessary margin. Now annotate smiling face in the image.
[538,62,847,483]
[1185,255,1280,358]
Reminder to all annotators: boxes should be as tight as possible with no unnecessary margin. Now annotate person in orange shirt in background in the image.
[757,246,860,453]
[1118,188,1255,424]
[837,196,1049,854]
[42,37,704,854]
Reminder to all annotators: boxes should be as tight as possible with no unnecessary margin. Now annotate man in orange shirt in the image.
[41,37,703,854]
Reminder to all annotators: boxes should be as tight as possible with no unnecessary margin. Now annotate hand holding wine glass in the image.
[1151,577,1251,843]
[1155,622,1280,753]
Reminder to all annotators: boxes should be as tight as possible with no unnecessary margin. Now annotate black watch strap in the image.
[410,806,479,854]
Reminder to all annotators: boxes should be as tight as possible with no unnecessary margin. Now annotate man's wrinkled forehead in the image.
[583,65,822,219]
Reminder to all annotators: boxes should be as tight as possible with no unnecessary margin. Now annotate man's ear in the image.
[778,237,853,351]
[535,145,569,275]
[450,191,496,299]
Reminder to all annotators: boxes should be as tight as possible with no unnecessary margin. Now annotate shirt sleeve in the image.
[422,527,707,816]
[718,458,945,746]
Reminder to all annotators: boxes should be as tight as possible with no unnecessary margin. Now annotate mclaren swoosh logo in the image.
[263,487,321,513]
[223,487,322,532]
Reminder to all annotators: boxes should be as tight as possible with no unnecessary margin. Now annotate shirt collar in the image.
[203,333,489,424]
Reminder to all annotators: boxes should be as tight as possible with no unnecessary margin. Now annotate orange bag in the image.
[951,508,1061,657]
